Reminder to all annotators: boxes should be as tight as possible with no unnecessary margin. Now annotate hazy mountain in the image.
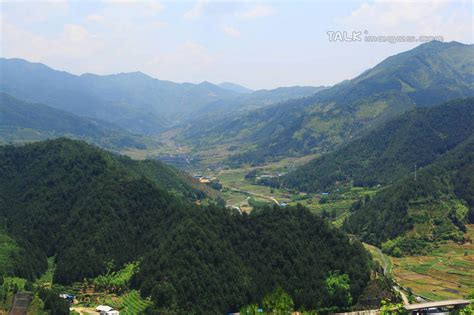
[283,98,474,192]
[186,85,328,122]
[180,41,474,164]
[343,134,474,255]
[218,82,253,94]
[0,58,331,137]
[0,93,153,150]
[0,58,239,134]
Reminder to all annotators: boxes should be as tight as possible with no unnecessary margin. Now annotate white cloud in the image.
[223,25,241,37]
[82,2,167,33]
[0,22,103,62]
[145,41,217,81]
[148,0,165,13]
[238,4,275,19]
[103,0,164,12]
[337,0,472,43]
[0,0,69,23]
[183,0,208,20]
[85,14,104,22]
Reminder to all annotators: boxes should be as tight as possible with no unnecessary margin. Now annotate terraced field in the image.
[120,291,152,315]
[392,225,474,301]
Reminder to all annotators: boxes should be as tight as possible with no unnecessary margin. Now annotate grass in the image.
[36,257,55,287]
[391,224,474,301]
[28,294,47,315]
[364,243,393,277]
[120,290,152,315]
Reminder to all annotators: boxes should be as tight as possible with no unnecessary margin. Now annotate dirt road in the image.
[228,186,280,206]
[371,246,409,305]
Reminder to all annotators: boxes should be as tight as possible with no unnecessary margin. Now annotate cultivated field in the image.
[392,225,474,301]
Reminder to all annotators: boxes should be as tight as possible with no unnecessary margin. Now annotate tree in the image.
[240,303,260,315]
[262,287,294,315]
[325,272,352,308]
[380,300,407,315]
[151,282,177,309]
[39,288,70,315]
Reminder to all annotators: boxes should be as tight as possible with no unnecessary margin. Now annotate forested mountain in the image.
[0,58,238,133]
[0,93,152,150]
[180,41,474,164]
[282,98,474,192]
[0,139,371,313]
[0,58,323,135]
[343,134,474,255]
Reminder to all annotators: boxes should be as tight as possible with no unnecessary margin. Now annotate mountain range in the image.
[0,58,323,136]
[177,41,474,164]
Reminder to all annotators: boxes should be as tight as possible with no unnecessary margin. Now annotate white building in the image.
[96,305,120,315]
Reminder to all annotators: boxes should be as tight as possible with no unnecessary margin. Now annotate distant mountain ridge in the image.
[218,82,253,94]
[185,85,328,123]
[0,58,240,134]
[0,58,324,136]
[0,93,151,150]
[179,41,474,164]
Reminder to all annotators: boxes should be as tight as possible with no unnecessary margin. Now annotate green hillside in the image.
[343,135,474,255]
[283,98,474,192]
[0,139,371,313]
[180,41,474,164]
[0,93,153,150]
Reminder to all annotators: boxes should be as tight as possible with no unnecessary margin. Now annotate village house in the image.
[96,305,120,315]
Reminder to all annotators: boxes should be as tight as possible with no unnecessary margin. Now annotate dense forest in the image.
[282,98,474,192]
[134,205,371,313]
[0,139,371,313]
[343,135,474,255]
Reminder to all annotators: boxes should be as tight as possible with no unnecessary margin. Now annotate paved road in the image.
[9,292,32,315]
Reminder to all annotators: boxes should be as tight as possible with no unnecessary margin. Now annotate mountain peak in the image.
[218,82,253,94]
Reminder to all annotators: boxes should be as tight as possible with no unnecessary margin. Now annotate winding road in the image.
[228,186,280,206]
[371,246,410,305]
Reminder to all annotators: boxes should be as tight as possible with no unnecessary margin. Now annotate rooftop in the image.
[403,300,471,311]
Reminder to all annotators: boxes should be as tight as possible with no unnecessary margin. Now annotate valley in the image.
[0,23,473,313]
[130,126,474,304]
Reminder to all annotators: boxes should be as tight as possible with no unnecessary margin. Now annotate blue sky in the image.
[1,0,472,89]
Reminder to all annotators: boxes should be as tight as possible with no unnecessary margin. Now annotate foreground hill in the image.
[283,98,474,192]
[0,139,370,313]
[181,41,474,164]
[0,93,152,150]
[343,135,474,255]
